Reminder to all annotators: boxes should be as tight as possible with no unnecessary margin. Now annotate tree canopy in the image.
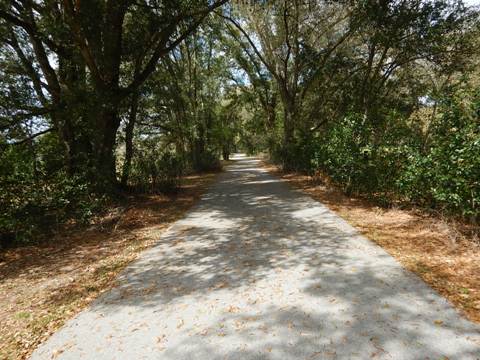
[1,0,479,243]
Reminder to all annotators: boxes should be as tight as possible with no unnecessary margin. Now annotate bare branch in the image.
[9,127,55,146]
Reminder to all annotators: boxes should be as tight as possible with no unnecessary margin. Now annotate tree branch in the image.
[124,0,228,96]
[217,11,280,80]
[9,127,55,146]
[61,0,105,88]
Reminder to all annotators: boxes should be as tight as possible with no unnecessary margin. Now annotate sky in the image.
[465,0,480,6]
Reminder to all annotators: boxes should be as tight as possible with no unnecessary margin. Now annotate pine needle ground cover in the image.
[0,171,218,360]
[263,161,480,324]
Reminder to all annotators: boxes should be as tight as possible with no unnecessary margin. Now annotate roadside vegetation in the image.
[0,171,218,359]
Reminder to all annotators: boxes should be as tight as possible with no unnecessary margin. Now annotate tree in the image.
[0,0,227,189]
[220,0,354,168]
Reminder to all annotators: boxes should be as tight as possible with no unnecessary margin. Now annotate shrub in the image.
[0,153,106,246]
[129,149,184,193]
[193,150,221,172]
[397,88,480,219]
[300,87,479,221]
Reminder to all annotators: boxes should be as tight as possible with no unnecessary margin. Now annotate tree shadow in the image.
[31,157,480,360]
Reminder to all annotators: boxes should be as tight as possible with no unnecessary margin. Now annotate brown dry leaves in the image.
[0,171,218,360]
[263,161,480,323]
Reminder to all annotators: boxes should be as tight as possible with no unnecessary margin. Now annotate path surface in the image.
[30,155,480,360]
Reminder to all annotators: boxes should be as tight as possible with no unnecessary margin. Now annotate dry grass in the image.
[0,171,219,360]
[262,161,480,324]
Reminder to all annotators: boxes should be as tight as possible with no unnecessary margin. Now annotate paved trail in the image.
[31,155,480,360]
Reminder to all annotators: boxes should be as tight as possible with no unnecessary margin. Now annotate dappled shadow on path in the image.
[97,158,355,307]
[32,156,480,360]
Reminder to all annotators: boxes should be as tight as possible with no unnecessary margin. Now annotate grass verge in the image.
[262,161,480,324]
[0,171,219,360]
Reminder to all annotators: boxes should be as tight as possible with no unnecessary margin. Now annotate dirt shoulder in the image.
[0,171,219,360]
[262,161,480,324]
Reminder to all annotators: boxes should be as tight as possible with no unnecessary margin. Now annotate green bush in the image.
[397,89,480,218]
[129,149,185,193]
[300,88,479,221]
[310,113,408,197]
[193,150,221,172]
[0,144,106,245]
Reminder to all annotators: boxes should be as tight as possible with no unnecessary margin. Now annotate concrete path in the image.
[30,155,480,360]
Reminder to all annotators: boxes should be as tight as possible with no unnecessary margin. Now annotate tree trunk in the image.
[266,101,277,153]
[282,98,296,170]
[56,45,91,176]
[121,92,139,187]
[54,103,93,177]
[222,146,230,160]
[93,99,121,192]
